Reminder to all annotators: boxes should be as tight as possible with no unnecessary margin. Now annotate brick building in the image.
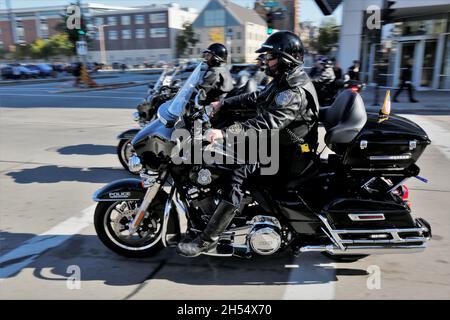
[87,3,198,65]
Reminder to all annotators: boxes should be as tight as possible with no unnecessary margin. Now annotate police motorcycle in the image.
[93,62,432,262]
[117,67,182,173]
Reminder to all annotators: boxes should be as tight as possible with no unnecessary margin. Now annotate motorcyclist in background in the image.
[253,53,271,87]
[176,31,320,257]
[199,43,234,105]
[312,59,337,106]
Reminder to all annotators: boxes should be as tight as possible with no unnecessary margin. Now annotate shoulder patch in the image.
[275,90,295,107]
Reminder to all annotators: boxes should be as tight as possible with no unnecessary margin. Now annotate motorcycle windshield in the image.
[164,62,205,119]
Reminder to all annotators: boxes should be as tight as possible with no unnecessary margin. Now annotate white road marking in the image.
[0,205,95,279]
[404,115,450,160]
[284,264,300,268]
[282,256,336,300]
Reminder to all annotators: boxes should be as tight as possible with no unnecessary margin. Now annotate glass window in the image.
[150,28,167,38]
[135,29,145,39]
[204,9,225,27]
[108,30,118,40]
[439,34,450,89]
[95,17,103,26]
[149,13,166,24]
[107,16,117,26]
[121,15,130,25]
[237,47,241,54]
[16,20,25,42]
[122,29,131,40]
[135,14,145,24]
[237,32,241,40]
[40,19,49,39]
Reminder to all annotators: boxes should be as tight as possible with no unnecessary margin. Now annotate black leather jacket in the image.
[199,64,234,105]
[221,66,320,147]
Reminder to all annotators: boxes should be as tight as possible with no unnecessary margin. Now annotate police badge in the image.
[275,90,295,107]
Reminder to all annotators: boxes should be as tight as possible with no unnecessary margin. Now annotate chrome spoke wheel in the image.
[103,200,162,251]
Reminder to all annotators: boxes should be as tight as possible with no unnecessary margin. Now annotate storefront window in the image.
[440,35,450,89]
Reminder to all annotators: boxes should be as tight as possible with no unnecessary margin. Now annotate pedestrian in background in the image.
[331,58,342,80]
[393,59,418,103]
[348,60,360,81]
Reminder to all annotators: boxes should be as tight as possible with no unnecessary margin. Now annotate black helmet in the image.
[203,43,227,64]
[256,31,304,66]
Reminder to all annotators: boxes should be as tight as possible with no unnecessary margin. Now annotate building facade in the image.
[337,0,450,90]
[0,3,134,53]
[87,4,198,65]
[189,0,269,64]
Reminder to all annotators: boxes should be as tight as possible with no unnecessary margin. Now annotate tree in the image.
[175,22,199,58]
[30,34,74,60]
[310,19,340,55]
[13,43,31,61]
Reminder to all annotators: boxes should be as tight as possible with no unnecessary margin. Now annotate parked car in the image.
[36,63,55,77]
[10,65,33,79]
[1,66,14,80]
[25,65,44,78]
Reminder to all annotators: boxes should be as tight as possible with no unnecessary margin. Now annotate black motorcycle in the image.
[93,63,432,262]
[315,76,366,107]
[117,67,181,173]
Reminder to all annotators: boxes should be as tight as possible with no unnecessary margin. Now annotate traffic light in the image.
[266,11,274,35]
[382,0,396,23]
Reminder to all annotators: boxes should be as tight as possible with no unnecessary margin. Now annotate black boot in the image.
[176,201,238,257]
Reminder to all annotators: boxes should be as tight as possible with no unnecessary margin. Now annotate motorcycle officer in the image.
[176,31,320,257]
[199,43,234,105]
[253,53,271,86]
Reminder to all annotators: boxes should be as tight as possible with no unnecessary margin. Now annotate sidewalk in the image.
[360,86,450,115]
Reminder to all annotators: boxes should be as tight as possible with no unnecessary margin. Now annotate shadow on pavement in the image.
[1,232,368,289]
[7,165,131,184]
[56,144,116,156]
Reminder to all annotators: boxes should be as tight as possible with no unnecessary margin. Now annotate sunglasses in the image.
[265,52,278,61]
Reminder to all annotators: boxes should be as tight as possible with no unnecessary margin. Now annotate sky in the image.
[3,0,342,26]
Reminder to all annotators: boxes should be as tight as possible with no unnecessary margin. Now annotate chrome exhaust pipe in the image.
[299,243,427,255]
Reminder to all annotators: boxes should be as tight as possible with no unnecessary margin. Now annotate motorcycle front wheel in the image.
[117,139,138,175]
[94,191,167,258]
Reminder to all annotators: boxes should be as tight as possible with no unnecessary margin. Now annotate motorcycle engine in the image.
[247,216,282,255]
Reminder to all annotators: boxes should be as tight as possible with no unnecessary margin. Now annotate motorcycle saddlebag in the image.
[342,113,430,171]
[323,197,416,230]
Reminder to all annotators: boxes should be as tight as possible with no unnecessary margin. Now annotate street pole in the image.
[99,25,108,66]
[6,0,17,45]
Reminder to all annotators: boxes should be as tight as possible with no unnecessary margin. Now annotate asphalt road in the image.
[0,78,449,299]
[0,73,155,109]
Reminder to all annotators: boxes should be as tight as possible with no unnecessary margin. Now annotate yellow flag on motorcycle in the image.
[378,90,391,123]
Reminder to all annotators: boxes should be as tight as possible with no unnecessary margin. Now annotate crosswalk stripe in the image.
[0,205,95,279]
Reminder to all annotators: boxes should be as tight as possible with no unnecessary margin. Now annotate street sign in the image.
[76,41,88,56]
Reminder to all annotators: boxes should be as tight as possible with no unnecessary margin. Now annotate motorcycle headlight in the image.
[128,154,143,173]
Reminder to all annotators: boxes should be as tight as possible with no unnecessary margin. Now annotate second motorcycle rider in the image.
[176,31,321,257]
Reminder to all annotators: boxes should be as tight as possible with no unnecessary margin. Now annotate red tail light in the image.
[351,86,359,92]
[400,185,409,201]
